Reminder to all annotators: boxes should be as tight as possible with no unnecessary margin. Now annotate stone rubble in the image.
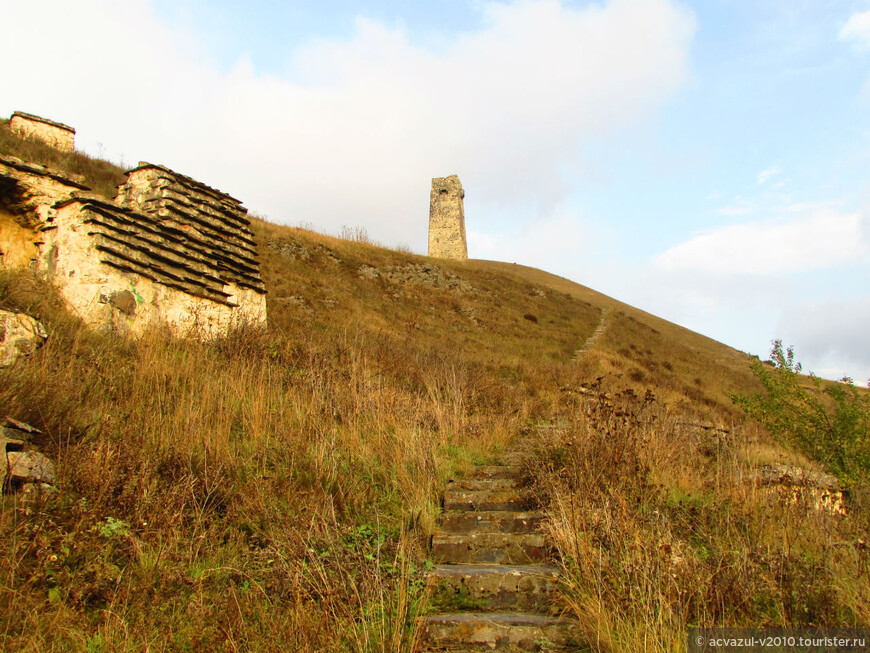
[0,310,48,368]
[1,417,56,498]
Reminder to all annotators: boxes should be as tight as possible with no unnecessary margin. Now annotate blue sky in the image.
[3,0,869,382]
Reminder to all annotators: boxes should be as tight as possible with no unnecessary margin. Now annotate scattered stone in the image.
[2,417,56,498]
[757,463,840,491]
[6,450,56,485]
[530,288,546,298]
[0,310,48,368]
[357,265,380,280]
[315,245,342,265]
[383,263,474,293]
[4,416,42,436]
[20,482,57,497]
[267,239,310,261]
[276,296,307,308]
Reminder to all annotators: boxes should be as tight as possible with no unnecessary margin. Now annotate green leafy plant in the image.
[96,517,131,539]
[731,340,870,484]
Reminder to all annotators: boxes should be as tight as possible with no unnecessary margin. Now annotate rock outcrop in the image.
[428,175,468,260]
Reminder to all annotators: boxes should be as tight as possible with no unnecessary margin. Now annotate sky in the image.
[2,0,869,383]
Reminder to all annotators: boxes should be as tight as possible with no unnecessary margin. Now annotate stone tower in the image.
[428,175,467,260]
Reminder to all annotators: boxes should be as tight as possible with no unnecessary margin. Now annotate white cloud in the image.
[778,298,870,383]
[839,10,870,50]
[1,0,696,249]
[654,209,869,274]
[469,206,594,273]
[757,166,782,185]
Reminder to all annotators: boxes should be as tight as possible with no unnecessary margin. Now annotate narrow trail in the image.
[417,451,581,651]
[572,306,609,362]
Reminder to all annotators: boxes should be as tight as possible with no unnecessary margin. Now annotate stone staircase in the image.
[417,459,584,651]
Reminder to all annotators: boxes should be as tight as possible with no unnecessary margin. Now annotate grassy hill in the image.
[1,133,867,651]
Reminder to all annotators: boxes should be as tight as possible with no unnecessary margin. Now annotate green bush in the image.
[731,340,870,485]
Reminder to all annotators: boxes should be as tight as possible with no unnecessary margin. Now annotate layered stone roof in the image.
[114,163,265,297]
[0,154,88,228]
[1,152,267,332]
[11,111,76,135]
[0,154,88,192]
[54,194,264,306]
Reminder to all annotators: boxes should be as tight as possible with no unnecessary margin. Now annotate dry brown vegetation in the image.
[1,141,868,651]
[0,219,602,651]
[529,386,870,652]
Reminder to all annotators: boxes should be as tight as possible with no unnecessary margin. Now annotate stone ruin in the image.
[1,114,267,336]
[428,175,468,260]
[10,111,75,153]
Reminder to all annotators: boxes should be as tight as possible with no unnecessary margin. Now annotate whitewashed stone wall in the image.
[1,155,268,337]
[10,112,75,153]
[43,200,266,336]
[428,175,468,260]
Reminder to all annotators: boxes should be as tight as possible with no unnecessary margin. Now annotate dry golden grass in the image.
[0,220,599,650]
[1,139,866,650]
[529,387,870,652]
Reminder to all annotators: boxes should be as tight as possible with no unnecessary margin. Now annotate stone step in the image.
[447,477,522,492]
[428,564,560,613]
[465,465,522,480]
[493,452,525,466]
[444,488,536,512]
[433,533,550,565]
[418,612,582,652]
[438,510,547,534]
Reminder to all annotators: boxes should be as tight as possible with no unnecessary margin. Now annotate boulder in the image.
[6,450,55,485]
[0,310,47,367]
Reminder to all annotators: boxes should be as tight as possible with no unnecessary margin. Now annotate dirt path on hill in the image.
[572,306,609,361]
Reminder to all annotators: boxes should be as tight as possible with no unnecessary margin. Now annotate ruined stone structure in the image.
[10,112,75,152]
[428,175,468,260]
[0,155,89,269]
[0,152,267,336]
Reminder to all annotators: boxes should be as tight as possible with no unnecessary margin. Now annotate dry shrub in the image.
[531,386,869,652]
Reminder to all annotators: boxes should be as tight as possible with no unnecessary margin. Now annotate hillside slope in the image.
[1,137,867,651]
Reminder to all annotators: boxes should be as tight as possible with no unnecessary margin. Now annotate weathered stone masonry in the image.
[428,175,468,261]
[1,150,267,336]
[0,155,89,269]
[10,112,75,152]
